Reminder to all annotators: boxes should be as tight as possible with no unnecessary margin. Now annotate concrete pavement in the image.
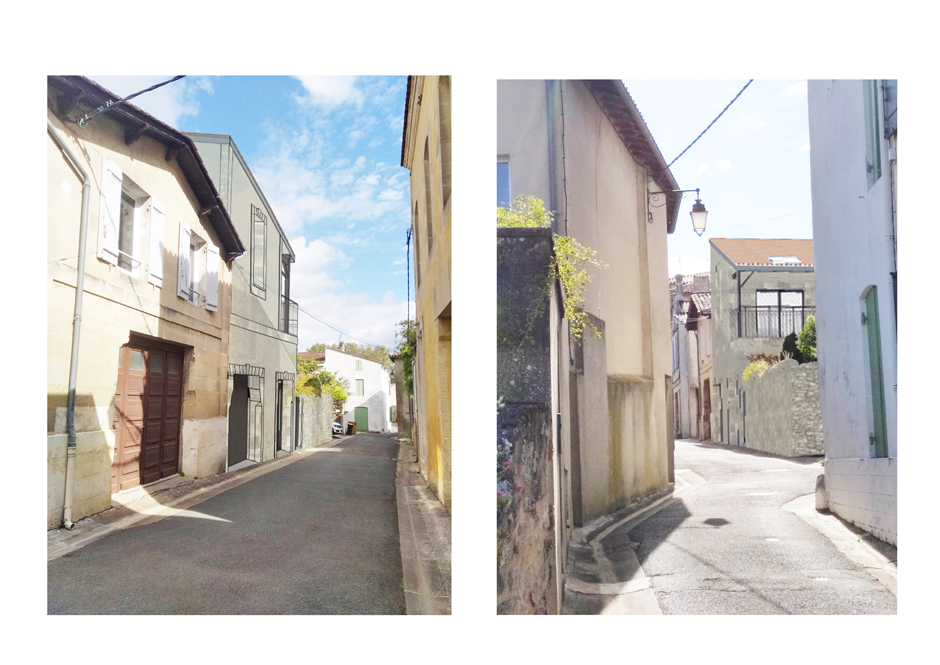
[48,431,450,614]
[562,439,897,614]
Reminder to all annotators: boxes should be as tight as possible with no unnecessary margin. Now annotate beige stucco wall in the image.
[405,76,452,510]
[497,80,671,527]
[740,360,824,456]
[47,105,233,528]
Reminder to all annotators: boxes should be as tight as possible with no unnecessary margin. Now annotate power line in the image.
[664,80,754,171]
[296,304,385,348]
[76,75,186,126]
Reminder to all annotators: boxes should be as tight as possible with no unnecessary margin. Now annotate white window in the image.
[177,221,219,311]
[98,157,151,277]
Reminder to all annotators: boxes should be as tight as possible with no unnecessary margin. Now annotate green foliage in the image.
[798,316,817,362]
[496,195,553,228]
[553,234,606,340]
[496,195,606,340]
[394,319,416,395]
[295,356,348,402]
[743,359,772,382]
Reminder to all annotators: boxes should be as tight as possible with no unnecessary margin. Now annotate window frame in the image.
[250,203,267,298]
[497,157,511,208]
[355,379,365,397]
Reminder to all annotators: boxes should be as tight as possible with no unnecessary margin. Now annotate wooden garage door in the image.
[112,344,184,492]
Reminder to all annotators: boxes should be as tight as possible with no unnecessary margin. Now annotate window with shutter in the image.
[206,242,220,312]
[98,157,122,266]
[149,198,165,287]
[177,222,191,300]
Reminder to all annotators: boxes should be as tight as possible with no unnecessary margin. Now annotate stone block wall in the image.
[496,227,558,614]
[300,392,334,449]
[741,360,824,456]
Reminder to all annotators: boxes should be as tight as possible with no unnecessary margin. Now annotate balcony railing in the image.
[739,305,814,338]
[281,296,298,336]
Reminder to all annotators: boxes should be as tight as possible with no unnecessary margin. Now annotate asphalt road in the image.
[625,439,897,614]
[48,433,405,614]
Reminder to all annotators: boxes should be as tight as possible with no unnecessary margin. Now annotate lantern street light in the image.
[648,187,708,237]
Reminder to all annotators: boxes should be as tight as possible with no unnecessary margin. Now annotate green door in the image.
[864,286,888,458]
[355,406,369,432]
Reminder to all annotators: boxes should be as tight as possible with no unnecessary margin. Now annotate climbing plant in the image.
[496,195,606,340]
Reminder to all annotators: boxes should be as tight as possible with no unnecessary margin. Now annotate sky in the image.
[622,80,813,278]
[90,75,411,352]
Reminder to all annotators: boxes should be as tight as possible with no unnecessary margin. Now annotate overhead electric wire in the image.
[664,79,755,171]
[76,75,187,126]
[296,304,385,349]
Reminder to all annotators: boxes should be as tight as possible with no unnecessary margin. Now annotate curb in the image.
[395,441,451,615]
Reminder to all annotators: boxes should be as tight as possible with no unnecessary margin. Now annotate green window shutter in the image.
[356,359,362,371]
[864,286,888,458]
[356,379,364,396]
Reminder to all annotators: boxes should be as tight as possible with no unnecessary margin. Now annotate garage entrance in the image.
[112,342,183,492]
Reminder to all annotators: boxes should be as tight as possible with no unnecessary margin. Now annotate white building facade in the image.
[323,348,391,433]
[807,79,897,545]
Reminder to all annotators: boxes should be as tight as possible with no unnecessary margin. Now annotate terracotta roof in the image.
[669,272,710,294]
[690,292,711,316]
[298,351,325,362]
[711,238,814,267]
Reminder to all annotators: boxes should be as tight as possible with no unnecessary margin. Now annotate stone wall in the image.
[741,360,824,456]
[299,392,334,449]
[496,227,557,614]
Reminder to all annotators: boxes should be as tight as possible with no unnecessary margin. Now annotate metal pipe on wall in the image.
[48,119,91,530]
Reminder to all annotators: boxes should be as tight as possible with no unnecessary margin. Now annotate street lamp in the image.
[648,187,708,237]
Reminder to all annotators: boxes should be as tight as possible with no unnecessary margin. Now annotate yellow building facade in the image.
[402,76,452,510]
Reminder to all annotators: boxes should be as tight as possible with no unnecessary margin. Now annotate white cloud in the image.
[348,130,364,146]
[294,76,363,108]
[87,75,211,129]
[378,188,403,201]
[718,159,732,170]
[697,163,708,173]
[777,81,808,106]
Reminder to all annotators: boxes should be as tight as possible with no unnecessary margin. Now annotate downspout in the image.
[545,80,558,228]
[48,119,91,530]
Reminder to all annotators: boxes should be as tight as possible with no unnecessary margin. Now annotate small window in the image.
[168,356,181,375]
[356,359,363,371]
[497,159,511,207]
[251,204,267,294]
[356,379,365,396]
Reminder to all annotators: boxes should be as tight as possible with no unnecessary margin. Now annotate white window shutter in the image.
[177,222,191,300]
[206,242,220,311]
[148,198,165,287]
[98,157,121,265]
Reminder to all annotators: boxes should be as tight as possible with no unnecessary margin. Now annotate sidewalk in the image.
[562,468,707,614]
[395,438,452,614]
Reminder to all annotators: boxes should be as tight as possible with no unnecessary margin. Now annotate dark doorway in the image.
[228,376,249,467]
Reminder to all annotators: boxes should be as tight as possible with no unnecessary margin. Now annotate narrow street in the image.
[627,439,897,614]
[48,433,406,614]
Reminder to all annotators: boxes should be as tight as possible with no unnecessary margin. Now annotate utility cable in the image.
[76,75,186,126]
[664,79,754,171]
[296,304,384,349]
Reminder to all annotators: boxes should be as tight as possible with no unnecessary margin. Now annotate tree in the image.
[395,319,416,395]
[304,341,390,368]
[797,316,817,362]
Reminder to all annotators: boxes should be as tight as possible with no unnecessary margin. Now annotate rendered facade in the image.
[187,133,299,468]
[808,79,897,545]
[322,347,391,433]
[47,76,244,528]
[497,80,677,610]
[670,273,711,441]
[402,75,452,510]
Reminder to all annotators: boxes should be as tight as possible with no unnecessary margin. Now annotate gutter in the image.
[48,119,91,530]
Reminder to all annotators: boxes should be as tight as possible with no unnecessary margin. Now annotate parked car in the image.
[332,421,343,435]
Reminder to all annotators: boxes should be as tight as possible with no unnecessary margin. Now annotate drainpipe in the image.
[48,119,91,530]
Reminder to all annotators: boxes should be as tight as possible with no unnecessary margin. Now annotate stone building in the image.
[401,75,452,510]
[187,133,299,468]
[47,76,244,528]
[808,79,897,545]
[669,273,712,441]
[709,237,821,455]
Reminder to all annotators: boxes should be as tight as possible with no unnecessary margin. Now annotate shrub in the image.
[798,316,817,362]
[743,359,772,381]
